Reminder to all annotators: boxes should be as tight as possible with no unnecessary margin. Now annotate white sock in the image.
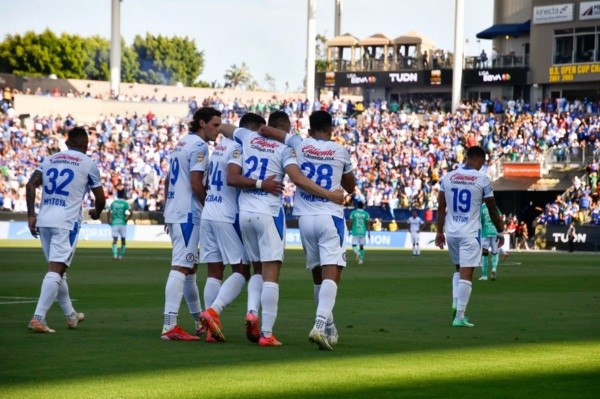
[33,272,62,319]
[203,277,222,310]
[413,245,417,255]
[183,274,202,319]
[416,244,420,256]
[57,275,75,316]
[314,283,334,324]
[260,281,279,336]
[452,272,460,308]
[456,279,472,319]
[163,270,185,331]
[211,272,246,314]
[315,279,337,331]
[247,274,263,314]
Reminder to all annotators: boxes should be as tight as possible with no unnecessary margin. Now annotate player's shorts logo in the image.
[186,253,195,263]
[342,252,346,262]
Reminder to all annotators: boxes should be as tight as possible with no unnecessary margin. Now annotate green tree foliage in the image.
[223,62,253,89]
[0,30,199,85]
[132,33,204,86]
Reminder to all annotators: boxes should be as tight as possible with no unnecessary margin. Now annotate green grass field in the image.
[1,243,599,398]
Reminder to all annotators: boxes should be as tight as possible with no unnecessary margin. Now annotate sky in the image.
[2,0,494,91]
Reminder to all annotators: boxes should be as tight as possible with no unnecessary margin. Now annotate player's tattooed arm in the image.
[26,170,43,237]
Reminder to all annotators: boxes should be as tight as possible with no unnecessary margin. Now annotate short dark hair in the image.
[190,107,221,131]
[357,201,364,209]
[268,111,290,130]
[309,110,332,132]
[239,112,266,128]
[67,127,89,147]
[466,145,486,160]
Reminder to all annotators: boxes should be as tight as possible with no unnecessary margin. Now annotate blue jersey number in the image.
[300,162,333,189]
[244,156,268,179]
[208,161,224,191]
[44,168,74,196]
[169,158,180,185]
[451,188,472,213]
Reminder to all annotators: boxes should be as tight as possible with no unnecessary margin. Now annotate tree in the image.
[0,29,64,77]
[132,33,204,86]
[223,62,252,89]
[264,73,276,92]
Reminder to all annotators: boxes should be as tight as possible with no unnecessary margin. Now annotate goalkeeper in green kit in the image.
[108,192,132,260]
[349,202,370,265]
[479,203,503,281]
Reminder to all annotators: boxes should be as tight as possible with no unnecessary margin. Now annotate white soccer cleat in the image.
[29,319,56,333]
[325,324,338,346]
[67,312,85,329]
[309,327,332,350]
[478,276,488,281]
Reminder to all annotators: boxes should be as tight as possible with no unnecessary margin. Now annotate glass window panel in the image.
[576,34,595,62]
[554,36,573,64]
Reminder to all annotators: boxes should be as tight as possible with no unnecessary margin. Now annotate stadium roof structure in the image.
[326,33,360,47]
[357,33,393,46]
[476,20,531,40]
[393,30,436,47]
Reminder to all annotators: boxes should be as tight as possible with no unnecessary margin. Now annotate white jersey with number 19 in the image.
[285,134,352,218]
[233,127,297,217]
[164,134,209,224]
[439,166,494,238]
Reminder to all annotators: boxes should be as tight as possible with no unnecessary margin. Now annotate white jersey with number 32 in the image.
[36,149,102,230]
[440,167,494,237]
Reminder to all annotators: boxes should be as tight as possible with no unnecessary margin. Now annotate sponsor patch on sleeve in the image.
[232,149,241,159]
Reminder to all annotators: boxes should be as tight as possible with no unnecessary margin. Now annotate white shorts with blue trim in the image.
[239,209,285,263]
[299,214,347,269]
[447,236,482,268]
[199,217,248,265]
[39,224,80,266]
[167,221,199,268]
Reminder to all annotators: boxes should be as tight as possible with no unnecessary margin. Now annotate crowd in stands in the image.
[1,88,600,230]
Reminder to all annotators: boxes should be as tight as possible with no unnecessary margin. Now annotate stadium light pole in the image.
[334,0,342,37]
[110,0,122,97]
[306,0,317,112]
[452,0,465,112]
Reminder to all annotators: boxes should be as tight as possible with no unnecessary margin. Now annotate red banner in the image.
[503,163,541,177]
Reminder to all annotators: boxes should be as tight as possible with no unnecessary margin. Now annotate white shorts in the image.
[111,225,127,239]
[299,215,347,269]
[167,222,199,268]
[351,235,366,246]
[447,236,482,267]
[239,209,285,263]
[199,218,248,265]
[39,224,80,266]
[410,232,420,245]
[481,236,499,253]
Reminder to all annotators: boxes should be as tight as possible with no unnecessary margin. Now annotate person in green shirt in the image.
[349,202,370,265]
[107,192,132,260]
[479,203,503,281]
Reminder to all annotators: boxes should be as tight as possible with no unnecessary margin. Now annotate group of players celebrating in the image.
[24,105,505,348]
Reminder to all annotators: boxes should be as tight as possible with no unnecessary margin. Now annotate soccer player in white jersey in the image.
[259,110,355,350]
[25,127,106,333]
[219,113,344,346]
[407,209,424,256]
[161,107,219,341]
[199,114,283,343]
[435,146,504,327]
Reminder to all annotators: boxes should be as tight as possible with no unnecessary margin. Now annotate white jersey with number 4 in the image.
[234,127,296,217]
[439,166,494,237]
[36,149,102,230]
[202,137,243,223]
[164,134,209,224]
[285,135,352,219]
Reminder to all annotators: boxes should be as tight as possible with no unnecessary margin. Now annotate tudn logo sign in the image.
[479,70,511,82]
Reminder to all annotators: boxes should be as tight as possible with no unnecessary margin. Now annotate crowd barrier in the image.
[0,222,516,251]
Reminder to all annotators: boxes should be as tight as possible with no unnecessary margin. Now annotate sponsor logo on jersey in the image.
[449,173,478,184]
[250,137,278,153]
[301,145,335,160]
